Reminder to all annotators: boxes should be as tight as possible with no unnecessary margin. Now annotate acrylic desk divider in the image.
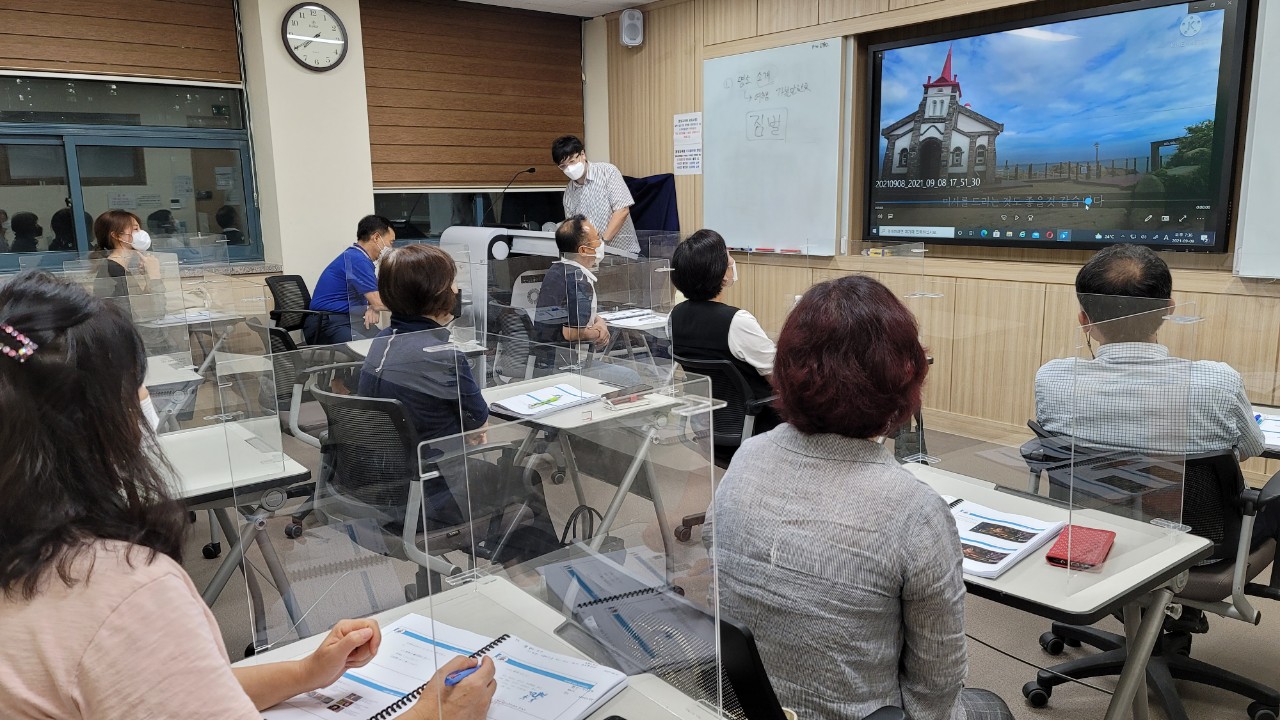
[410,370,727,720]
[215,328,468,658]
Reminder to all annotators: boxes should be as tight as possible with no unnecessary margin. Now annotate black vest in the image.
[670,300,773,398]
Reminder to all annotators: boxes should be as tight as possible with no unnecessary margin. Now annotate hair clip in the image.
[0,323,37,363]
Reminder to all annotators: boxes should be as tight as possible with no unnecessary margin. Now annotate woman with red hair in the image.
[711,275,1012,720]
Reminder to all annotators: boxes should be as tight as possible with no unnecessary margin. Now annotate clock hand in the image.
[293,32,321,51]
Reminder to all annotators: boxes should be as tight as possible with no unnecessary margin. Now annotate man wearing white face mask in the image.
[534,215,611,348]
[306,215,393,345]
[551,135,640,256]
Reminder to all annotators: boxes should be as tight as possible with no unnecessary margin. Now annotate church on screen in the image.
[881,47,1005,185]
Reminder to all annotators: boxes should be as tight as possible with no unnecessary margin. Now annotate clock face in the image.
[282,3,348,72]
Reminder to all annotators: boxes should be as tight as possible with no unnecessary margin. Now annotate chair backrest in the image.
[718,614,789,720]
[265,274,314,333]
[1180,452,1248,562]
[312,386,420,510]
[489,300,536,383]
[246,317,302,414]
[672,353,755,448]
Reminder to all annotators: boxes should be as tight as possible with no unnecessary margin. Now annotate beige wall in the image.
[238,0,375,290]
[611,0,1280,486]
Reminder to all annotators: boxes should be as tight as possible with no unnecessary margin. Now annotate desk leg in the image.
[204,509,269,646]
[559,433,588,509]
[195,323,236,377]
[1104,587,1173,720]
[641,456,677,581]
[590,427,659,551]
[251,515,310,640]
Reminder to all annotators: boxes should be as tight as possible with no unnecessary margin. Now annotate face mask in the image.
[582,243,604,260]
[452,289,463,318]
[377,245,392,262]
[130,229,151,252]
[730,260,738,284]
[1,221,9,231]
[562,162,586,181]
[140,395,160,432]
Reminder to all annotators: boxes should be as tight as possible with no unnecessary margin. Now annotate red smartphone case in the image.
[1046,525,1116,570]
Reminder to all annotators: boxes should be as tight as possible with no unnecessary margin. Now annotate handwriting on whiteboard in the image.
[746,109,787,141]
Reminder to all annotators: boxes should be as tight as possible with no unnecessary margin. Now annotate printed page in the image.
[263,614,492,720]
[487,636,628,720]
[493,384,599,417]
[951,502,1064,578]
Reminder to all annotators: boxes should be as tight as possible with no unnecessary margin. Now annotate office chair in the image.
[488,300,538,384]
[246,318,334,538]
[670,354,776,542]
[310,386,541,597]
[1021,441,1280,720]
[264,274,328,343]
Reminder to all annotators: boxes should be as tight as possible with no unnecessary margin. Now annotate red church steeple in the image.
[923,46,962,98]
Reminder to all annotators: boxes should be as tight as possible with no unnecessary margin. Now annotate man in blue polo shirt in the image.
[306,215,394,345]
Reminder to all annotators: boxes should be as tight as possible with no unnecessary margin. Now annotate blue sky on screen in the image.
[877,6,1225,164]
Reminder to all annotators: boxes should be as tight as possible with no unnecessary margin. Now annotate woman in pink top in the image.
[0,271,495,720]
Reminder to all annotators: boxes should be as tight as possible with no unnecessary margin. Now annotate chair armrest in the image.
[1243,469,1280,510]
[863,708,905,720]
[416,440,515,478]
[270,308,329,319]
[744,394,778,416]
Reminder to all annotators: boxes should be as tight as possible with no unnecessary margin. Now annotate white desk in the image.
[162,422,314,646]
[1251,404,1280,459]
[145,354,202,388]
[907,463,1212,720]
[237,575,720,720]
[142,309,246,375]
[345,337,487,359]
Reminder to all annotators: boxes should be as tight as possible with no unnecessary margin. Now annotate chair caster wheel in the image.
[1039,631,1066,656]
[244,643,257,658]
[284,523,304,539]
[674,526,693,542]
[1022,682,1051,708]
[1248,702,1279,720]
[551,470,566,485]
[202,542,222,559]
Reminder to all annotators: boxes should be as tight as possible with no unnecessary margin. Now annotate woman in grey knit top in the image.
[712,275,1013,720]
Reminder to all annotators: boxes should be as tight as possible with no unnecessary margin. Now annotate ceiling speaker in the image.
[620,9,644,48]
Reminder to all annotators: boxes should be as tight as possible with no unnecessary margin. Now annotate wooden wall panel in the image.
[703,0,757,45]
[950,279,1045,426]
[0,0,239,82]
[819,0,889,23]
[881,272,956,412]
[364,0,583,187]
[758,0,819,35]
[608,1,702,228]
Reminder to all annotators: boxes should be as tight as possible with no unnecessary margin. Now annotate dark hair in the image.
[551,135,584,165]
[377,244,457,318]
[356,214,394,243]
[554,214,590,254]
[49,208,74,239]
[10,212,38,238]
[0,271,184,600]
[93,209,142,251]
[671,229,730,302]
[146,209,176,234]
[1075,244,1172,341]
[215,205,239,229]
[774,275,928,438]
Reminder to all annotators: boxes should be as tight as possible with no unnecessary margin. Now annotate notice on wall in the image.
[674,111,703,175]
[214,166,235,190]
[108,192,137,210]
[173,175,194,196]
[137,193,163,208]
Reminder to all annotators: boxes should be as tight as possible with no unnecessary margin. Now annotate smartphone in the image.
[602,384,653,404]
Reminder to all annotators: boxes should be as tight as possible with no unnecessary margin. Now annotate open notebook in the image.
[490,383,599,418]
[263,614,627,720]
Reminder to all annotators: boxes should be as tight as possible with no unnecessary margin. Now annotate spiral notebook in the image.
[262,613,627,720]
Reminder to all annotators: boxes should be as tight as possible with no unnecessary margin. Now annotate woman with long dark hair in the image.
[0,271,494,719]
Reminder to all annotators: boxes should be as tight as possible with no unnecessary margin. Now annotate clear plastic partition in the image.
[1051,295,1196,591]
[342,249,384,341]
[640,230,681,262]
[412,372,726,719]
[218,327,470,657]
[160,239,230,268]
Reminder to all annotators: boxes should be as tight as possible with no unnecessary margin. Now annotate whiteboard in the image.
[1234,0,1280,278]
[703,39,843,256]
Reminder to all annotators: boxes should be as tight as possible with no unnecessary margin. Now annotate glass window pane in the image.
[0,142,77,258]
[78,146,254,259]
[0,77,244,130]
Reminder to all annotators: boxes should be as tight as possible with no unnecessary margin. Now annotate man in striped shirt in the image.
[552,135,640,255]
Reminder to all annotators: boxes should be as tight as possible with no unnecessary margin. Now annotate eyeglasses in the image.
[557,153,584,170]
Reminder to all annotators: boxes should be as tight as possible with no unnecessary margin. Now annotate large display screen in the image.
[866,0,1250,252]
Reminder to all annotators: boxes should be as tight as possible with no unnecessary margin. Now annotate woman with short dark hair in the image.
[711,275,1013,720]
[0,271,494,720]
[669,229,778,447]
